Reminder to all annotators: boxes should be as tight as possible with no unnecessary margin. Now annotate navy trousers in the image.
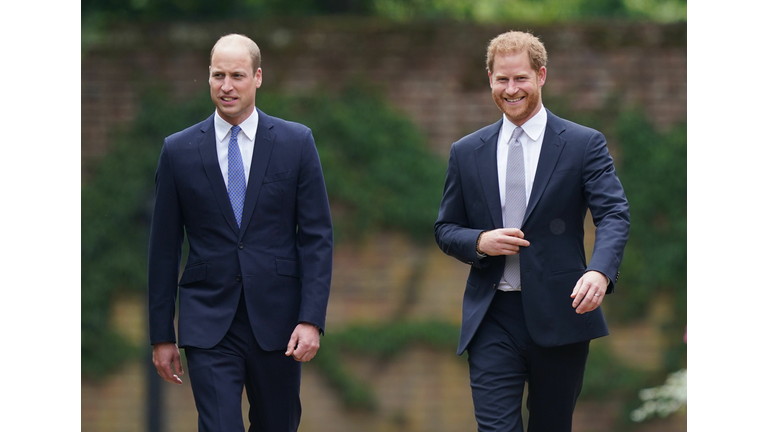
[185,291,302,432]
[467,290,590,432]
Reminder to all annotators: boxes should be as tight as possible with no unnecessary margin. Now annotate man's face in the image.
[209,43,262,126]
[489,50,546,126]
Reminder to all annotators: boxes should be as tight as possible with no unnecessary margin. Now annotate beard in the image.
[492,86,542,125]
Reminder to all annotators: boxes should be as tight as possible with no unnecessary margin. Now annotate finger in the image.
[576,291,601,314]
[571,277,584,299]
[292,340,308,361]
[159,364,181,384]
[498,235,529,247]
[173,354,184,377]
[500,241,527,254]
[572,295,585,310]
[500,228,525,238]
[285,333,298,357]
[499,245,517,254]
[571,279,586,308]
[303,346,319,362]
[297,352,315,362]
[576,282,603,311]
[295,344,320,362]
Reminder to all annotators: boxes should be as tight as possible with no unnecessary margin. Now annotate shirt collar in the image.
[500,105,548,144]
[214,109,259,142]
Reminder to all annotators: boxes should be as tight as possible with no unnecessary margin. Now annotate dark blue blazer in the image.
[148,109,334,352]
[435,109,629,354]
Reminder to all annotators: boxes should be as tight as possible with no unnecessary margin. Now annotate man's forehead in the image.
[210,51,251,69]
[210,62,249,70]
[492,55,537,74]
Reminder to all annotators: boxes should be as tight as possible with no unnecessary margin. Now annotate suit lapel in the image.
[523,109,566,225]
[199,115,241,234]
[238,109,275,238]
[475,120,504,229]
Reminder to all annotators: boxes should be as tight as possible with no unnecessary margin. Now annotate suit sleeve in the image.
[582,131,630,294]
[434,143,489,268]
[147,141,184,345]
[295,129,334,334]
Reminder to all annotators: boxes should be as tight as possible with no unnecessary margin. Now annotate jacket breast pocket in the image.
[550,168,579,178]
[263,170,294,184]
[179,262,207,286]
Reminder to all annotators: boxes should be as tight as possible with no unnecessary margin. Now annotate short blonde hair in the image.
[486,30,547,73]
[210,34,261,73]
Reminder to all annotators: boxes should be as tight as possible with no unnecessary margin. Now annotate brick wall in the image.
[82,19,685,170]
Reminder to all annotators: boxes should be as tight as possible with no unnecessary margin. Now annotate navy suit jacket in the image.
[435,109,629,354]
[148,109,333,352]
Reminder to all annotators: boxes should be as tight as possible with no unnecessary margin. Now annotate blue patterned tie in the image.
[227,125,246,227]
[503,127,526,290]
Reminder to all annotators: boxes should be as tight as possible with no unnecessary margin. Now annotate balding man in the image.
[148,34,333,432]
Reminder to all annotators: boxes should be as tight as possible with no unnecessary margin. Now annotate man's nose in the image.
[222,77,233,92]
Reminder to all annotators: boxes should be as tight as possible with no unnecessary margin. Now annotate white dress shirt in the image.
[496,106,547,291]
[214,109,259,187]
[497,106,548,225]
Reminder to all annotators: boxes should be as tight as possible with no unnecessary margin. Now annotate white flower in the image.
[630,369,686,422]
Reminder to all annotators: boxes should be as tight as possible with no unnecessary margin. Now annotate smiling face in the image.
[489,50,546,126]
[209,41,262,126]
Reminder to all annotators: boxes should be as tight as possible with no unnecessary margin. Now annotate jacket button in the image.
[236,274,242,282]
[239,243,244,250]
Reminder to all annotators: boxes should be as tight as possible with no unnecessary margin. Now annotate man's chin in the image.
[494,100,525,122]
[216,107,242,121]
[503,109,526,123]
[503,103,539,124]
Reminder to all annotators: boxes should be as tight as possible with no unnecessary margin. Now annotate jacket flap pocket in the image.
[275,258,300,278]
[179,262,207,286]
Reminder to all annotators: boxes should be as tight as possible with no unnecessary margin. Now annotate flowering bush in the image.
[630,327,687,422]
[630,368,687,422]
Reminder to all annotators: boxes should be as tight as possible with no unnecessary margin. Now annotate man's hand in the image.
[152,342,183,385]
[477,228,530,256]
[570,271,609,314]
[285,323,321,362]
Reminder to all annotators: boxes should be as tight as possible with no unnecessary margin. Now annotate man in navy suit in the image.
[148,34,333,432]
[435,30,629,432]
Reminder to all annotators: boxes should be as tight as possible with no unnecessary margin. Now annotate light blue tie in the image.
[503,127,526,290]
[227,125,246,227]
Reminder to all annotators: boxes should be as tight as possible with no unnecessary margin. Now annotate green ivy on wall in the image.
[311,320,462,411]
[256,85,447,243]
[82,88,214,379]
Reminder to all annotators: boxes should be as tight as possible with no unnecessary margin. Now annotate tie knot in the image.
[230,125,241,139]
[510,127,524,143]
